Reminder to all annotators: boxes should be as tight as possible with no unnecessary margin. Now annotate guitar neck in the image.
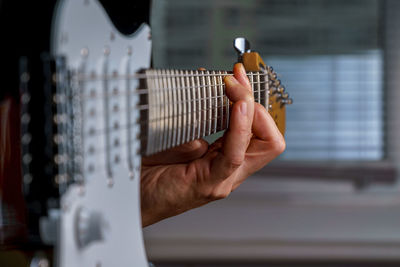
[140,69,269,155]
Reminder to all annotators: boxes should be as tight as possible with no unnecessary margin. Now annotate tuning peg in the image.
[270,72,277,80]
[277,86,285,94]
[281,98,293,105]
[233,37,251,55]
[233,37,251,62]
[281,92,289,99]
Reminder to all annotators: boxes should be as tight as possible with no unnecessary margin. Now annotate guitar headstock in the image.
[234,37,292,135]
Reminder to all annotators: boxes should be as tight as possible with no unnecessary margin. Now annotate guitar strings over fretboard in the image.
[140,69,268,155]
[69,68,279,156]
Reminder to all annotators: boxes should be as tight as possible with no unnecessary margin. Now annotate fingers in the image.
[233,63,251,88]
[252,103,284,143]
[210,100,251,181]
[224,64,254,125]
[237,103,286,178]
[208,64,254,181]
[142,139,209,165]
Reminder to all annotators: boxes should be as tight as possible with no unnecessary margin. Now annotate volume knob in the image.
[75,207,108,249]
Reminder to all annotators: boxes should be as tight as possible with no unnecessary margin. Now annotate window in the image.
[152,0,386,163]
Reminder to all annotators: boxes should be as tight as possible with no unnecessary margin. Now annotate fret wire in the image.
[155,69,162,154]
[161,69,168,151]
[206,70,212,136]
[195,70,201,139]
[152,69,159,154]
[200,70,207,138]
[166,69,174,149]
[189,70,197,141]
[149,69,157,154]
[171,69,180,147]
[185,70,192,143]
[180,69,186,145]
[249,72,254,95]
[217,71,224,131]
[256,72,261,104]
[212,70,218,134]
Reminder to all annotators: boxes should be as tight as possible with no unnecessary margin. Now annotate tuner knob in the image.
[233,37,251,55]
[234,37,251,62]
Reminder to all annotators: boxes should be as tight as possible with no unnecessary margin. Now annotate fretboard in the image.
[140,69,269,155]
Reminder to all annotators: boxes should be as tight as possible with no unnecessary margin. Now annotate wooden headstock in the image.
[235,38,291,135]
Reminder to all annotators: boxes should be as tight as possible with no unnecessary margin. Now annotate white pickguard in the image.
[52,0,151,266]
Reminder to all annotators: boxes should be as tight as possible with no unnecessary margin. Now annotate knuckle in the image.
[244,91,254,101]
[271,136,286,155]
[234,126,251,137]
[207,188,231,201]
[227,155,245,169]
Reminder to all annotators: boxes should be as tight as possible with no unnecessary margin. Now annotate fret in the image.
[255,72,261,104]
[210,71,217,134]
[155,70,164,153]
[217,71,224,132]
[261,72,268,110]
[184,70,192,143]
[189,70,197,141]
[179,70,186,145]
[166,69,174,149]
[248,72,254,96]
[206,70,212,136]
[171,69,180,147]
[157,70,164,151]
[146,70,153,154]
[224,71,230,130]
[150,69,158,154]
[160,69,168,151]
[200,70,207,138]
[195,70,202,139]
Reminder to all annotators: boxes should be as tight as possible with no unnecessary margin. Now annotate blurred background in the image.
[144,0,400,266]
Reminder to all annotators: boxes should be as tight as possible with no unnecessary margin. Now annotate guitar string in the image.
[60,117,228,182]
[82,100,234,137]
[81,89,267,114]
[74,80,268,101]
[72,70,270,81]
[66,81,268,137]
[60,86,268,147]
[59,112,231,178]
[55,71,272,181]
[81,112,230,152]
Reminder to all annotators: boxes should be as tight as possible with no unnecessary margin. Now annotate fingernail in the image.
[225,75,239,85]
[240,102,247,116]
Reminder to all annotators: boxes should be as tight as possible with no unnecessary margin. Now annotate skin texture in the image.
[141,63,286,227]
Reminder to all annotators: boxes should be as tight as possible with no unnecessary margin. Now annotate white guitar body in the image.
[51,0,151,266]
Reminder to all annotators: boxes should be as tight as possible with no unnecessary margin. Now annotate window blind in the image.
[152,0,385,161]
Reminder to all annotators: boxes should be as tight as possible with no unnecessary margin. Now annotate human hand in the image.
[140,63,285,227]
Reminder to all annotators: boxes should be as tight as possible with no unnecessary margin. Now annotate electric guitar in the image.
[0,0,291,266]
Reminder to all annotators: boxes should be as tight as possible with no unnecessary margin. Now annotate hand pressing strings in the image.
[140,63,285,227]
